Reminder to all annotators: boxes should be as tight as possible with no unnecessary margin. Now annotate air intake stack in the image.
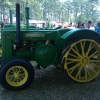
[16,3,21,49]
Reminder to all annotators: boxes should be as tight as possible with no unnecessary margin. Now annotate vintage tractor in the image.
[4,9,37,29]
[0,4,100,90]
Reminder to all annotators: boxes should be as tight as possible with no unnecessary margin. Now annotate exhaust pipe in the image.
[16,3,21,49]
[25,7,29,29]
[9,10,12,24]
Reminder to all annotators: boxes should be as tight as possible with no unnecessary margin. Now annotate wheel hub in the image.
[82,57,89,65]
[14,72,20,79]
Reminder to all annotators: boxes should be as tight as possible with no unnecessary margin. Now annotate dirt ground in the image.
[0,65,100,100]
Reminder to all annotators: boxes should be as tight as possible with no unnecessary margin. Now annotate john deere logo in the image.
[25,34,44,37]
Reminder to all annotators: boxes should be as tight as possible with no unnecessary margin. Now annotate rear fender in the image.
[61,29,100,45]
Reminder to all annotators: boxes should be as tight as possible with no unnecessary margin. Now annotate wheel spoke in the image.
[20,74,25,79]
[75,65,83,79]
[8,74,14,80]
[18,68,23,72]
[67,60,78,65]
[88,64,97,73]
[86,42,92,56]
[71,47,82,58]
[13,77,16,83]
[80,41,85,56]
[18,77,22,81]
[94,54,100,57]
[16,78,19,84]
[83,41,86,49]
[86,66,91,77]
[84,66,88,80]
[89,50,99,58]
[85,65,92,78]
[69,53,78,58]
[93,63,100,70]
[68,63,80,74]
[67,58,80,62]
[90,60,100,62]
[74,45,79,52]
[9,70,14,74]
[20,73,25,77]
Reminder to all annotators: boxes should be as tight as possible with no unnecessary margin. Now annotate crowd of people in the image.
[62,21,100,33]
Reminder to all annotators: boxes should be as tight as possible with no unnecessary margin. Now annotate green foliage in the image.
[0,0,100,24]
[88,0,99,2]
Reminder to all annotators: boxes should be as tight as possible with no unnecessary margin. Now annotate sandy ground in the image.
[0,65,100,100]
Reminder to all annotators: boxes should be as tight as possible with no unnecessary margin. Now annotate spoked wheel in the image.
[62,39,100,82]
[0,58,34,90]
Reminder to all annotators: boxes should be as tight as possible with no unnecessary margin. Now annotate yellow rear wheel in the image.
[62,39,100,82]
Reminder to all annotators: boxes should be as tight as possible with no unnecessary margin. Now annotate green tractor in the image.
[0,4,100,90]
[4,8,37,29]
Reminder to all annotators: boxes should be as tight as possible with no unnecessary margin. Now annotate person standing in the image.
[87,21,95,30]
[95,22,100,33]
[82,23,87,28]
[77,21,82,28]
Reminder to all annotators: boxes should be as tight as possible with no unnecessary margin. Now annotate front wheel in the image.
[61,39,100,82]
[0,58,34,90]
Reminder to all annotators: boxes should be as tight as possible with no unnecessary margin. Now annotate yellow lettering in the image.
[25,34,44,37]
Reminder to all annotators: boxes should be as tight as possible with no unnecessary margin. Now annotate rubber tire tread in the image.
[0,58,34,90]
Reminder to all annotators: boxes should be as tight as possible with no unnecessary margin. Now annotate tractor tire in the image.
[61,39,100,82]
[0,58,34,90]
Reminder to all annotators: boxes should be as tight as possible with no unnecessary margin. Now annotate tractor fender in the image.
[61,29,100,45]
